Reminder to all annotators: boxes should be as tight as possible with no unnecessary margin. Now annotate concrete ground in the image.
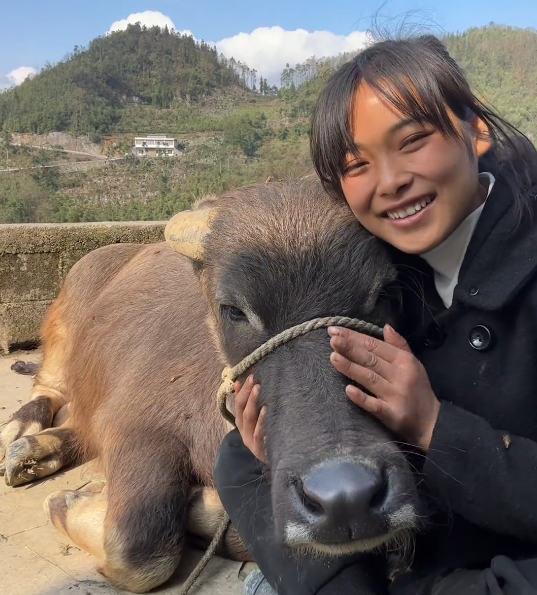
[0,350,256,595]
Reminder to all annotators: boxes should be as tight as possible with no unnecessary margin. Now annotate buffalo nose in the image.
[299,461,388,526]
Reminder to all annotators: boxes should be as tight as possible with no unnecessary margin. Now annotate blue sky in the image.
[1,0,536,87]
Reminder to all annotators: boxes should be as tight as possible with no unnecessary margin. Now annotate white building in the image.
[133,134,183,158]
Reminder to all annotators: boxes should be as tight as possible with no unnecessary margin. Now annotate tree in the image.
[222,112,268,158]
[1,129,12,167]
[0,24,252,135]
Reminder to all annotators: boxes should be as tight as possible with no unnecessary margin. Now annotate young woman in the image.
[214,34,537,595]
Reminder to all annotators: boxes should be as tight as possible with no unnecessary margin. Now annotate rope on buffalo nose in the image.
[217,315,385,426]
[179,316,384,594]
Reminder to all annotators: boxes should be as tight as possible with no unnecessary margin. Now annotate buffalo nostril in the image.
[369,467,389,511]
[297,482,325,516]
[289,477,324,516]
[298,461,389,524]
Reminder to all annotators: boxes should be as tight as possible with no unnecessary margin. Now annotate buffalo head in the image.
[166,178,422,557]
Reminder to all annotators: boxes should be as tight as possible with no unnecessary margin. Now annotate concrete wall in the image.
[11,132,104,156]
[0,221,166,354]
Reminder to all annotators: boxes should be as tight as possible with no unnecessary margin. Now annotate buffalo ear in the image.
[362,247,399,314]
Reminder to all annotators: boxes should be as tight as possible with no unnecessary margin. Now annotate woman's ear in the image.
[471,116,493,158]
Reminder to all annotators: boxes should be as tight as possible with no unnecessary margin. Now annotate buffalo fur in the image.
[0,178,421,593]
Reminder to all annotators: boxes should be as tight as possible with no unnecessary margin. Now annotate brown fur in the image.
[1,178,420,592]
[2,241,253,591]
[50,243,236,591]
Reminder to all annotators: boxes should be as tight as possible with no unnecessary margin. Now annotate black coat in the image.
[392,176,537,586]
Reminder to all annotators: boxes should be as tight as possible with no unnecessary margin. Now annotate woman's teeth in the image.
[387,196,433,220]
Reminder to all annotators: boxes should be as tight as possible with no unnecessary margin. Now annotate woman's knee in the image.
[215,429,246,490]
[214,428,266,498]
[214,429,240,490]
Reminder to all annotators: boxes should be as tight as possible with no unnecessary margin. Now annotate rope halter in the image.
[216,315,385,425]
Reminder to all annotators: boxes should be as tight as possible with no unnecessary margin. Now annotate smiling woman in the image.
[339,84,490,254]
[310,35,533,256]
[214,32,537,595]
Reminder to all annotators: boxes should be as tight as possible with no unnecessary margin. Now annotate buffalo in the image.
[0,178,422,592]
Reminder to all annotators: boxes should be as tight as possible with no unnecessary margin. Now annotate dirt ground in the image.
[0,350,256,595]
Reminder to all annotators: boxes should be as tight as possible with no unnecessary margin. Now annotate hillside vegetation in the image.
[0,24,255,137]
[443,25,537,138]
[0,23,536,224]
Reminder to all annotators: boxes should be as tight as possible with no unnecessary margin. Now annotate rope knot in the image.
[220,365,233,385]
[217,366,236,425]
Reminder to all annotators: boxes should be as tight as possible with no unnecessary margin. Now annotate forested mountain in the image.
[444,25,537,138]
[0,24,254,136]
[0,23,536,224]
[2,23,536,138]
[277,24,537,141]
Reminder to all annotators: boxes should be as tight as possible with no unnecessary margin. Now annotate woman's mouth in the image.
[384,195,436,227]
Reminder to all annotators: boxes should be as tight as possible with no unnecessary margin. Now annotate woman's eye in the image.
[344,160,368,176]
[402,133,431,149]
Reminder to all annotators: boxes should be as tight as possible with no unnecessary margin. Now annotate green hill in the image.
[0,23,254,136]
[0,23,536,224]
[277,24,537,141]
[443,24,537,140]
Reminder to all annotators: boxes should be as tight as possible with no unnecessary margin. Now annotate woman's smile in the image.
[383,194,437,228]
[340,83,491,255]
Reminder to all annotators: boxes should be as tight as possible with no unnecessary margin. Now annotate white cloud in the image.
[0,66,38,90]
[8,66,38,85]
[0,17,369,95]
[107,10,193,37]
[106,13,369,86]
[215,27,371,85]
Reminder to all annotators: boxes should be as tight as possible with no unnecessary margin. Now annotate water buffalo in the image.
[0,178,421,592]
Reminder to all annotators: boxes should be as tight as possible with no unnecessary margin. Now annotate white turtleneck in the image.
[420,172,496,308]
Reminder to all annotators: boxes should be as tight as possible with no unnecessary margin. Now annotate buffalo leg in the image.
[46,436,191,594]
[4,426,79,487]
[187,485,253,561]
[1,297,72,476]
[45,480,108,561]
[0,389,68,474]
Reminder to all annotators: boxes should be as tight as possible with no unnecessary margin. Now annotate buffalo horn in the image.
[164,208,216,261]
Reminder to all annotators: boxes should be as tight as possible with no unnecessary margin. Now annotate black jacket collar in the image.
[387,177,537,343]
[454,177,537,311]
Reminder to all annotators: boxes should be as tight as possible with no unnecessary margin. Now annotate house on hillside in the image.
[133,134,183,158]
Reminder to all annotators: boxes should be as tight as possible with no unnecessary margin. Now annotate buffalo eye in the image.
[222,305,248,323]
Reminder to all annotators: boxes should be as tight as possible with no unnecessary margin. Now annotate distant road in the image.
[10,142,107,159]
[0,156,125,173]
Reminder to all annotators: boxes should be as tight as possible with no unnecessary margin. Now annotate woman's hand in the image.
[328,324,441,451]
[235,375,268,464]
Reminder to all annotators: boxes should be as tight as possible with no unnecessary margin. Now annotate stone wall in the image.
[0,221,166,354]
[11,132,104,156]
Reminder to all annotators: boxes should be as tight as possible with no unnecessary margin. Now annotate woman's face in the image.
[340,83,492,254]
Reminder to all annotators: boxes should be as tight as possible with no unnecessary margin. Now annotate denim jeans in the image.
[244,569,278,595]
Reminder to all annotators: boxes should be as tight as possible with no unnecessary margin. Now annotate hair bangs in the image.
[310,34,537,222]
[310,65,362,199]
[362,37,470,139]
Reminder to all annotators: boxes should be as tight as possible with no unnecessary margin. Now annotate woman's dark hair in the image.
[310,34,537,220]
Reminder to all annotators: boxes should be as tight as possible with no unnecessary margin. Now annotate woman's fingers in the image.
[330,351,391,395]
[328,326,400,364]
[234,375,267,463]
[346,384,387,418]
[253,406,268,462]
[235,375,255,434]
[242,383,261,437]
